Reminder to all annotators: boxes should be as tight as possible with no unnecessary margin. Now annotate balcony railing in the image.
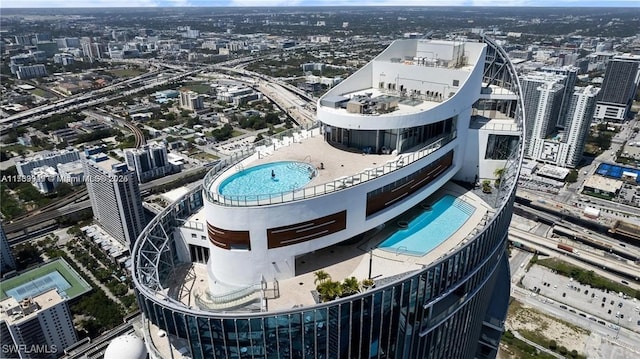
[194,285,262,312]
[204,131,456,207]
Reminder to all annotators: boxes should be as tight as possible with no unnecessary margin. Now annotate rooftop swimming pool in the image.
[378,195,476,256]
[219,161,315,201]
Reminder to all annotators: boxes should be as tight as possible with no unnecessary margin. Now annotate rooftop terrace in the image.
[167,182,492,313]
[0,258,92,301]
[205,126,455,206]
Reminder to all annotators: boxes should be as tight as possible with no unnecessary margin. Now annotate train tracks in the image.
[120,119,146,148]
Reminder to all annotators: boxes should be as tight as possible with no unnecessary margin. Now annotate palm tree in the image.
[494,167,505,187]
[342,276,361,296]
[362,278,375,289]
[314,270,330,285]
[317,280,343,302]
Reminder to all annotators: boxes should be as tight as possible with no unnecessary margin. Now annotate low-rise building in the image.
[582,175,623,198]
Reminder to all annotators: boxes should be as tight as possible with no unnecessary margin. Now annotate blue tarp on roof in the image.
[596,163,640,183]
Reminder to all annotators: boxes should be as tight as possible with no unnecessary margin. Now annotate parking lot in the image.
[522,265,640,333]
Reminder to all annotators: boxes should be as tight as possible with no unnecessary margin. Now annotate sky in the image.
[2,0,640,8]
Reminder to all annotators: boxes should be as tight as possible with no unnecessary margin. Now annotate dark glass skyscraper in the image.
[133,37,525,359]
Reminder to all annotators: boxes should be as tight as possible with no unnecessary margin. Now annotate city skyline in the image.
[3,0,640,8]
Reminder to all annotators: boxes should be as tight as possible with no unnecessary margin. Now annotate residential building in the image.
[520,72,566,159]
[560,86,600,167]
[15,64,47,80]
[30,166,59,194]
[57,161,84,185]
[133,38,525,359]
[0,223,16,275]
[539,66,578,128]
[125,142,177,183]
[179,91,204,111]
[0,289,77,359]
[35,41,58,57]
[16,149,81,177]
[84,154,145,247]
[535,86,600,167]
[594,54,640,122]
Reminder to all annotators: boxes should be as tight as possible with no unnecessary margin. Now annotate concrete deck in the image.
[167,181,491,313]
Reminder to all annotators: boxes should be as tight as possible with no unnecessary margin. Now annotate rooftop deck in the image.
[319,87,444,116]
[206,127,455,206]
[167,182,492,313]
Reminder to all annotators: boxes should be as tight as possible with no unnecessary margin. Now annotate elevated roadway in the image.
[0,68,198,134]
[509,227,640,286]
[5,164,209,237]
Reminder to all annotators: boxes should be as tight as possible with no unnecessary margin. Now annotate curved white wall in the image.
[205,140,462,287]
[317,47,486,131]
[204,40,488,288]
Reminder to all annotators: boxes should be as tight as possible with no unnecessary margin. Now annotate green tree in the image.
[317,280,343,302]
[565,169,578,183]
[342,276,360,296]
[494,167,505,187]
[314,270,330,285]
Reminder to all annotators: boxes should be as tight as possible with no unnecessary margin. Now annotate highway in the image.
[0,67,199,133]
[509,227,640,285]
[4,164,209,237]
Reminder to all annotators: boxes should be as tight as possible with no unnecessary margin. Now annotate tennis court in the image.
[5,271,71,301]
[0,258,91,301]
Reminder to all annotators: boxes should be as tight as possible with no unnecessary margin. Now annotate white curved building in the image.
[134,37,525,359]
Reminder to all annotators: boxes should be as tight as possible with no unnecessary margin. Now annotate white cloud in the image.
[3,0,158,7]
[2,0,638,8]
[167,0,192,5]
[229,0,303,5]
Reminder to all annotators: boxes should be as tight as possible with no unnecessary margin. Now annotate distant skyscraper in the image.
[562,86,600,167]
[15,64,47,80]
[125,142,174,183]
[0,222,16,275]
[521,72,566,159]
[179,90,204,111]
[84,154,145,247]
[13,35,32,46]
[35,33,51,43]
[80,37,104,61]
[540,66,579,128]
[535,86,600,168]
[594,54,640,122]
[0,289,77,359]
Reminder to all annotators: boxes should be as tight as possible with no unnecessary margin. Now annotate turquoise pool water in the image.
[219,161,315,200]
[378,195,476,256]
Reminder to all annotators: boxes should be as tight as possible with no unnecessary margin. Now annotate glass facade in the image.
[135,187,514,359]
[133,37,524,359]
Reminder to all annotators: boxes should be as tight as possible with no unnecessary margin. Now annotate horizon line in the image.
[2,5,640,9]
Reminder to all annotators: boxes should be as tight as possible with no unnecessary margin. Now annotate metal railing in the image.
[203,131,456,207]
[194,284,261,311]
